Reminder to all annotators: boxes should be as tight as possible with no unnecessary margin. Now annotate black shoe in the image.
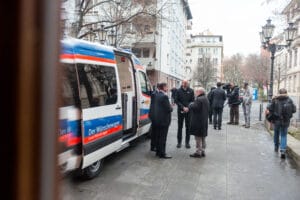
[280,153,286,159]
[159,154,172,159]
[218,127,221,130]
[150,147,156,152]
[227,122,233,125]
[242,124,246,127]
[233,122,239,125]
[214,126,217,130]
[185,144,191,149]
[190,153,201,158]
[176,144,181,148]
[201,151,206,157]
[274,146,279,152]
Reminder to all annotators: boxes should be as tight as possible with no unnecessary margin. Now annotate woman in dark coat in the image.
[188,87,209,158]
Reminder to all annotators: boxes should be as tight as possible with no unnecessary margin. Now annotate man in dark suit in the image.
[207,86,216,124]
[209,82,226,130]
[153,82,173,159]
[175,80,194,148]
[149,83,160,152]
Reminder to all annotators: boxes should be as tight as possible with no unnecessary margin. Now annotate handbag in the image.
[266,112,277,122]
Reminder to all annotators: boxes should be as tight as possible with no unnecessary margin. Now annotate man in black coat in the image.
[175,80,194,148]
[188,87,209,158]
[207,87,216,124]
[209,82,226,130]
[226,83,240,125]
[153,82,173,159]
[149,83,160,152]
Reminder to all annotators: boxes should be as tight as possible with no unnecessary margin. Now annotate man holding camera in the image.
[225,83,240,125]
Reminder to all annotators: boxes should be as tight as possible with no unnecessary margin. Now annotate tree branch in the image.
[83,0,112,15]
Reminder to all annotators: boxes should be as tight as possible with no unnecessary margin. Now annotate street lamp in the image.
[107,29,116,47]
[285,22,297,45]
[260,19,297,102]
[98,24,107,44]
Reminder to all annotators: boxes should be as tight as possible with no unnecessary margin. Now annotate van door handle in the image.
[141,100,145,104]
[115,105,121,110]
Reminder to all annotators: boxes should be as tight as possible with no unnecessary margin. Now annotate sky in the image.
[188,0,289,57]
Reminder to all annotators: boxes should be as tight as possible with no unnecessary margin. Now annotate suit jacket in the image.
[210,87,226,109]
[175,86,194,112]
[153,91,173,127]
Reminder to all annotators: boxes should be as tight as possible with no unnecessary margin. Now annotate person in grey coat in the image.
[188,87,209,158]
[242,82,252,128]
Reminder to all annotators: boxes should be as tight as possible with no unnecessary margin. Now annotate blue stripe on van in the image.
[61,40,115,61]
[83,115,122,143]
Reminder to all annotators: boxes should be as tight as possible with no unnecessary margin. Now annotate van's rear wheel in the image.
[82,159,103,179]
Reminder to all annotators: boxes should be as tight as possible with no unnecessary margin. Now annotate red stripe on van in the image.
[61,54,116,64]
[139,114,149,120]
[83,125,123,144]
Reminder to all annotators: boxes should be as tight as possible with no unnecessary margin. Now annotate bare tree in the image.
[222,54,245,86]
[242,53,270,89]
[62,0,166,46]
[193,55,216,90]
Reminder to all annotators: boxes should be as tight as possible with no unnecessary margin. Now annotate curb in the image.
[265,120,300,167]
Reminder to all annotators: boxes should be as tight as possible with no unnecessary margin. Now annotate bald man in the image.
[174,80,194,148]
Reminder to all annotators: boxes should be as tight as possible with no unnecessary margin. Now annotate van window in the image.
[77,64,118,108]
[115,55,134,93]
[61,64,80,107]
[138,71,151,96]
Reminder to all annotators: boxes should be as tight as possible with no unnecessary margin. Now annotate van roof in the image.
[61,38,116,62]
[61,38,143,68]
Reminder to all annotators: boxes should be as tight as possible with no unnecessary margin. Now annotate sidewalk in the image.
[62,112,300,200]
[265,121,300,167]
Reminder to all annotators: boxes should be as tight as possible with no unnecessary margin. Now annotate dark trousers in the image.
[157,125,169,156]
[208,105,213,123]
[150,123,158,150]
[177,112,190,145]
[230,105,239,123]
[213,107,223,128]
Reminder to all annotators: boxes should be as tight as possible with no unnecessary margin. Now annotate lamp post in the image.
[259,19,297,102]
[107,29,116,47]
[98,24,107,44]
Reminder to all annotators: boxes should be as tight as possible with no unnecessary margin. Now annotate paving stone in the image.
[62,103,300,200]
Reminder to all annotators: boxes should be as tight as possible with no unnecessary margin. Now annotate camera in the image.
[222,83,231,90]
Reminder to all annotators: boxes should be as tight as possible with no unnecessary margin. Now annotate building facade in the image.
[281,0,300,120]
[62,0,192,89]
[122,0,192,88]
[186,31,224,88]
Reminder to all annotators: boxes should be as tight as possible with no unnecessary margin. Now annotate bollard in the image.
[259,103,263,121]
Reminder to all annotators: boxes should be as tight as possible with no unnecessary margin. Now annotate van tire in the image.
[82,159,103,179]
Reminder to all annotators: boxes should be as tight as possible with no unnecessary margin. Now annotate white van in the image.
[58,39,152,179]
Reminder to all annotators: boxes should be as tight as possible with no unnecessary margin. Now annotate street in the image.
[61,102,300,200]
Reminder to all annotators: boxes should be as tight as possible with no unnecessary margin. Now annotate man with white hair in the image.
[188,87,209,158]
